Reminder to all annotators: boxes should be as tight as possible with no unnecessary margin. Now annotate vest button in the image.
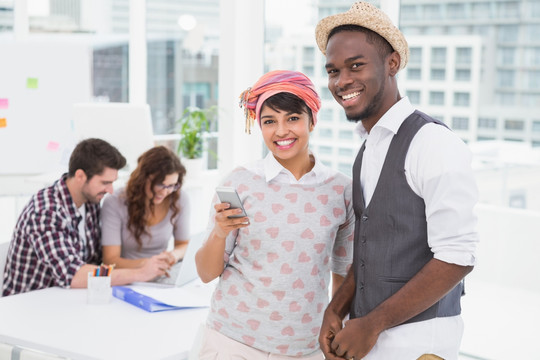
[361,215,368,222]
[361,235,367,243]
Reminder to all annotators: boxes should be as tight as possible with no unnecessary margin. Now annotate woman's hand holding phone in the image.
[213,187,250,238]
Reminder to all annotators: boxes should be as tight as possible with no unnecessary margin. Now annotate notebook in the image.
[134,231,205,288]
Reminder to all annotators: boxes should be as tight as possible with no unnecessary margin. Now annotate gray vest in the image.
[351,110,463,324]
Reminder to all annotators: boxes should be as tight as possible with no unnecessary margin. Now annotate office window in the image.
[407,90,421,104]
[320,62,327,78]
[497,70,515,88]
[401,5,418,21]
[447,3,466,19]
[338,148,353,157]
[93,45,129,103]
[509,192,526,209]
[448,26,469,35]
[530,1,540,17]
[407,68,421,80]
[503,137,523,142]
[318,145,332,155]
[471,2,492,19]
[498,47,516,66]
[471,25,490,36]
[320,86,333,100]
[521,94,540,107]
[318,128,333,139]
[403,27,423,36]
[454,92,470,107]
[524,47,540,66]
[478,117,497,129]
[425,27,445,36]
[497,2,520,18]
[338,111,349,123]
[431,47,447,64]
[496,92,515,106]
[477,136,496,141]
[455,69,471,81]
[498,25,519,42]
[526,71,540,90]
[318,108,333,122]
[303,46,315,60]
[452,117,469,130]
[302,65,314,77]
[534,141,540,148]
[526,25,540,42]
[456,47,472,65]
[504,119,525,131]
[338,130,353,140]
[338,162,352,176]
[423,4,441,20]
[532,121,540,132]
[0,2,13,32]
[429,91,445,105]
[431,69,445,80]
[409,47,422,65]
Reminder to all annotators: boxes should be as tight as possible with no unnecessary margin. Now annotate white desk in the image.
[0,287,209,360]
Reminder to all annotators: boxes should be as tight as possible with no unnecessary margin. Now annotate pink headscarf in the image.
[239,70,321,134]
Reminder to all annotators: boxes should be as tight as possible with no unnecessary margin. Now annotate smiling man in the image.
[2,138,163,296]
[315,2,479,360]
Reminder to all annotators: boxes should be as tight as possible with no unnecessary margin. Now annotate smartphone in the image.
[215,186,248,218]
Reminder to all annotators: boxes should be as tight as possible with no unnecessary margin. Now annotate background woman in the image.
[101,146,190,276]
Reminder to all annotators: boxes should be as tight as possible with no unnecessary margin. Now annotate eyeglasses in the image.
[155,183,180,192]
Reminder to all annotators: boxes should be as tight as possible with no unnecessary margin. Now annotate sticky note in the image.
[0,118,6,128]
[0,98,8,109]
[27,78,39,89]
[46,141,60,151]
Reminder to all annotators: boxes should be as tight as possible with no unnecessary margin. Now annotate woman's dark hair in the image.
[125,146,186,246]
[328,24,394,62]
[68,138,126,179]
[262,92,313,123]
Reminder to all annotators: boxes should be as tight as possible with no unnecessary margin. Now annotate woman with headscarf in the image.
[195,70,355,359]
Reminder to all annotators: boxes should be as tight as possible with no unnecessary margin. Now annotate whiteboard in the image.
[0,38,92,175]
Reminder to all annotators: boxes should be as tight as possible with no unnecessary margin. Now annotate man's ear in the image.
[387,51,401,77]
[74,169,87,183]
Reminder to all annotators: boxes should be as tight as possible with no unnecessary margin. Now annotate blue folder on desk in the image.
[113,287,191,312]
[113,285,211,312]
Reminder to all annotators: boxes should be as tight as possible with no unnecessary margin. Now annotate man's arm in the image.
[328,259,472,359]
[70,260,172,288]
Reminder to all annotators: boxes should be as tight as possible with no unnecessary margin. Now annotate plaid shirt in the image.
[2,174,102,296]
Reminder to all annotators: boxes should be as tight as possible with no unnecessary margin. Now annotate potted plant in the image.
[176,105,217,177]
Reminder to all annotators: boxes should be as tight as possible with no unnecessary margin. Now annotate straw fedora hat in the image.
[315,1,409,71]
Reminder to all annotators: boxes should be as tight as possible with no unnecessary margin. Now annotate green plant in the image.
[176,106,216,159]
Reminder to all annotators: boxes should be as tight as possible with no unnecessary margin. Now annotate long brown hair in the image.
[125,146,186,246]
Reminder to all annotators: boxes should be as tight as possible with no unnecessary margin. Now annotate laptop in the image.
[135,232,206,288]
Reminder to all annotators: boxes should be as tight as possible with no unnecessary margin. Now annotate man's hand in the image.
[329,316,381,360]
[319,308,347,360]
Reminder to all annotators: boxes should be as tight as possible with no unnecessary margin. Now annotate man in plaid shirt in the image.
[2,138,171,296]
